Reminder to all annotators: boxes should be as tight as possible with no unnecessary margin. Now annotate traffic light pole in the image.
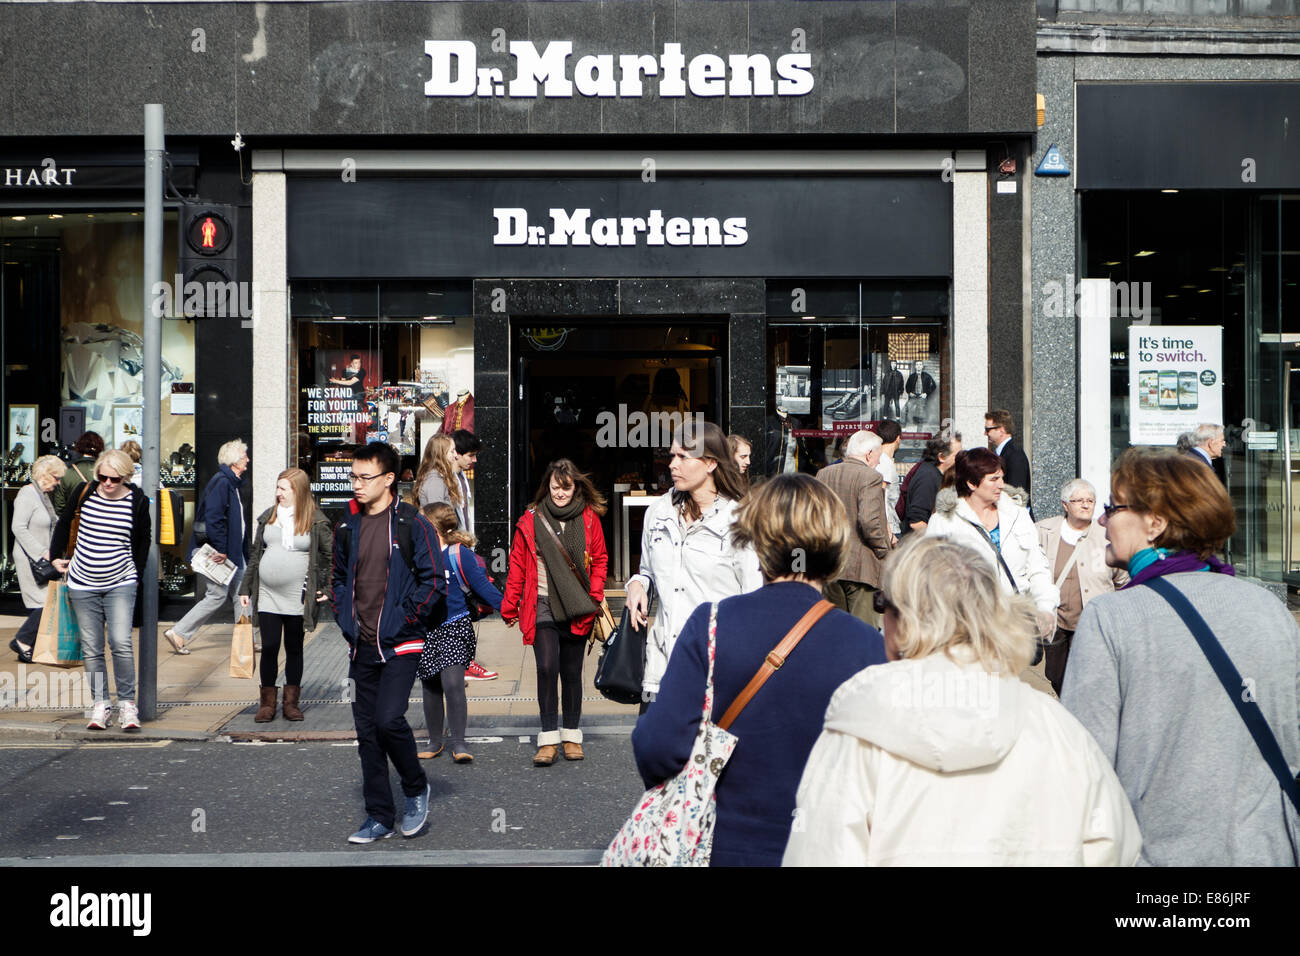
[140,104,164,721]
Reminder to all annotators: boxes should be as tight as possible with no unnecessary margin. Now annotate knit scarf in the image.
[1122,546,1235,590]
[535,496,594,623]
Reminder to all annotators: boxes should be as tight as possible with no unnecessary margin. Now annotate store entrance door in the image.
[513,319,726,583]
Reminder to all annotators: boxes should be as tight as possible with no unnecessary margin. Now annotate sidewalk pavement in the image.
[0,610,639,742]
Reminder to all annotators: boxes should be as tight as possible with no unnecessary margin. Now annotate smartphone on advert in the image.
[1139,371,1158,410]
[1158,370,1179,409]
[1178,371,1199,410]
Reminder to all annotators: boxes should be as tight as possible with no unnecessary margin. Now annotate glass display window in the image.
[290,281,473,516]
[2,210,196,598]
[765,280,950,476]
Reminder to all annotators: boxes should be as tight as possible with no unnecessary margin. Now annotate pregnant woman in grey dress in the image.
[10,455,67,662]
[239,468,333,722]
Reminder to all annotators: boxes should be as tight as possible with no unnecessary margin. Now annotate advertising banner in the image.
[1129,326,1222,446]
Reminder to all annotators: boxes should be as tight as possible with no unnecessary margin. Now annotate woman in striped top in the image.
[50,448,151,731]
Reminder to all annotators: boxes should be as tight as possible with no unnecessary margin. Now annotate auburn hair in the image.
[953,447,1004,498]
[1111,447,1235,559]
[531,459,608,516]
[267,468,315,536]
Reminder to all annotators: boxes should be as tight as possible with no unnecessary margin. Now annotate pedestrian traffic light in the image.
[177,202,240,318]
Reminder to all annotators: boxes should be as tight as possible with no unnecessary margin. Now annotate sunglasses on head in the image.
[97,473,124,484]
[872,590,897,615]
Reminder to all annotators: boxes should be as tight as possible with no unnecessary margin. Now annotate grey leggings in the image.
[421,669,467,752]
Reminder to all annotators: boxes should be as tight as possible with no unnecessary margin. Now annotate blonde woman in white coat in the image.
[625,421,762,702]
[924,447,1058,620]
[783,534,1141,867]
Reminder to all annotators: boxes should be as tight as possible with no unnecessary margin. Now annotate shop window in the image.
[2,211,196,599]
[766,280,950,476]
[290,281,473,516]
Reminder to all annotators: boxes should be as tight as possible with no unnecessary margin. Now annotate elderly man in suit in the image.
[1035,478,1128,696]
[815,429,893,627]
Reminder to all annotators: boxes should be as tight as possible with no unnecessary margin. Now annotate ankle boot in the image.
[254,686,277,723]
[282,684,304,721]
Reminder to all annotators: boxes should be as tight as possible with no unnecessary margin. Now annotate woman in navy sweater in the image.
[632,473,888,866]
[417,502,503,763]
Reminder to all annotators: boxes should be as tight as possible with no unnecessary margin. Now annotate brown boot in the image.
[562,741,584,761]
[533,745,558,766]
[254,686,277,723]
[282,684,304,721]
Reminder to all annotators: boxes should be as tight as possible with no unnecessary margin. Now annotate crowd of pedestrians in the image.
[8,411,1298,866]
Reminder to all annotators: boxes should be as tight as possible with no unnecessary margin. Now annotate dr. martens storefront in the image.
[246,0,1038,569]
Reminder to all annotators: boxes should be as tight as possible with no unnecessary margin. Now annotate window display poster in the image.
[1128,326,1222,446]
[818,354,941,439]
[303,349,379,444]
[312,451,356,511]
[7,405,38,465]
[113,405,142,450]
[775,366,811,415]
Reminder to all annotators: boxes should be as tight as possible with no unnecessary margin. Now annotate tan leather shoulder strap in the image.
[717,599,835,731]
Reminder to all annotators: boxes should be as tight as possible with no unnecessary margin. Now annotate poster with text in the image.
[1129,326,1222,446]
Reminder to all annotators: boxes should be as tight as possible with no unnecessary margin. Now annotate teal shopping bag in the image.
[34,582,83,667]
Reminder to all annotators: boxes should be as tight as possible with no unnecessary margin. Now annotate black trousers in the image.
[534,622,584,732]
[1045,627,1074,698]
[14,607,41,649]
[349,642,427,829]
[258,612,305,688]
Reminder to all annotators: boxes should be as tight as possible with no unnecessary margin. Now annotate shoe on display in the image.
[119,701,141,730]
[347,817,395,844]
[464,660,498,681]
[400,784,430,837]
[87,701,111,731]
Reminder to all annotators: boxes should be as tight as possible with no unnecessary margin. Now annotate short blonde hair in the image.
[94,449,135,480]
[217,439,248,466]
[882,535,1037,674]
[732,473,848,582]
[31,455,67,484]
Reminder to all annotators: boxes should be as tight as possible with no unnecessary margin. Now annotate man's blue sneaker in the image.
[401,784,430,837]
[348,817,395,844]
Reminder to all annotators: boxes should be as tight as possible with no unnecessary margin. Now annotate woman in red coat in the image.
[502,459,608,766]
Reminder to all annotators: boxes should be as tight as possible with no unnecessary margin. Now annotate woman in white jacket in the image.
[924,447,1058,619]
[626,420,762,701]
[783,534,1141,866]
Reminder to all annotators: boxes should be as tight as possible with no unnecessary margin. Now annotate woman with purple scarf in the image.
[1062,447,1300,866]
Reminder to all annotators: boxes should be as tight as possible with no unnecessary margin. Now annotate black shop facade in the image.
[278,165,954,580]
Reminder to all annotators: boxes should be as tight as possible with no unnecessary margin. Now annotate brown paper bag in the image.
[33,581,84,668]
[229,615,256,679]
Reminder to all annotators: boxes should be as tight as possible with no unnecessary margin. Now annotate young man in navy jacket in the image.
[333,442,446,843]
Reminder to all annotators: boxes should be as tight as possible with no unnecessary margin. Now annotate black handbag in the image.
[29,556,61,586]
[594,605,647,706]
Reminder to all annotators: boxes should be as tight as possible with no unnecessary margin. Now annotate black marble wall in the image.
[0,0,1036,138]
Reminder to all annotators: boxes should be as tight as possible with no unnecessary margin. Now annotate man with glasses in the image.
[166,439,250,655]
[333,441,445,844]
[1035,479,1128,696]
[985,409,1032,517]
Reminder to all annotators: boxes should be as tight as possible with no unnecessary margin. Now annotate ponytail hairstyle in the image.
[421,501,476,548]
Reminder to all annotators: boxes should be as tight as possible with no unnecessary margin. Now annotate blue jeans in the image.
[174,566,245,641]
[67,582,138,705]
